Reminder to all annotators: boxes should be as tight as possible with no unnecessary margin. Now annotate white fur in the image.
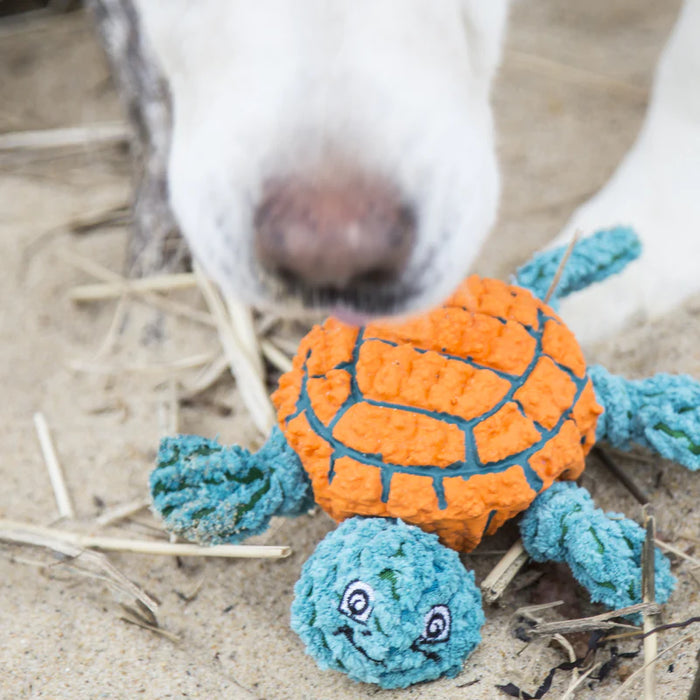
[134,0,700,334]
[552,0,700,344]
[133,0,508,315]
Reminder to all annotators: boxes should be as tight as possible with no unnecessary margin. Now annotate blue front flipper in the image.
[150,426,314,544]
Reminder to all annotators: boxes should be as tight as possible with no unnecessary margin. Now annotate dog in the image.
[91,0,700,343]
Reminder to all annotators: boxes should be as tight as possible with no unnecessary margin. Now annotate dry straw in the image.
[0,520,291,560]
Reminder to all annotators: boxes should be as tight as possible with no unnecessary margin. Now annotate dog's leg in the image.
[550,0,700,345]
[86,0,186,276]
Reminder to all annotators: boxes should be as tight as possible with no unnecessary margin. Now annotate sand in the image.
[1,2,698,698]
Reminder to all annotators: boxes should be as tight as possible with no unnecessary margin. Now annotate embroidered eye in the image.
[339,580,375,624]
[421,605,451,643]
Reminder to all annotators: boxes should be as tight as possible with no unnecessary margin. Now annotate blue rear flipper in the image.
[515,226,641,304]
[520,482,674,614]
[590,365,700,472]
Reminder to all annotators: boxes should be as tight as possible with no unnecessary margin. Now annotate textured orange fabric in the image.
[271,276,603,552]
[514,357,578,430]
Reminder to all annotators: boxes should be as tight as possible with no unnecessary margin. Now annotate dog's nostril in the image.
[254,175,415,289]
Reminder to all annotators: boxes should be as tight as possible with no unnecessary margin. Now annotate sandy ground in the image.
[1,3,699,699]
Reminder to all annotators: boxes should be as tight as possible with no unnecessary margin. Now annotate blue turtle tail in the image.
[514,226,641,304]
[590,365,700,471]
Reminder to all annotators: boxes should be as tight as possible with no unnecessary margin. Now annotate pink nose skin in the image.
[254,175,416,289]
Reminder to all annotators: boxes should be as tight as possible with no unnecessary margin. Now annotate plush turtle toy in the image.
[151,228,700,689]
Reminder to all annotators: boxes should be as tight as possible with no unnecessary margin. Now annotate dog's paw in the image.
[549,121,700,346]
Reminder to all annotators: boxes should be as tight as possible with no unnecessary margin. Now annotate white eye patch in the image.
[421,605,451,643]
[339,580,375,624]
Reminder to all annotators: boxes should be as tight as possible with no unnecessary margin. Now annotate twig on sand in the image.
[544,230,580,304]
[592,446,649,505]
[33,412,75,519]
[63,251,214,327]
[0,520,290,560]
[560,662,602,700]
[261,339,294,373]
[654,538,700,568]
[0,521,158,614]
[641,506,658,700]
[0,122,130,151]
[120,605,180,644]
[69,205,131,236]
[481,539,529,604]
[609,635,693,700]
[179,355,230,399]
[69,272,198,302]
[689,647,700,700]
[68,351,218,376]
[525,603,655,637]
[194,264,275,434]
[95,498,151,527]
[157,378,180,437]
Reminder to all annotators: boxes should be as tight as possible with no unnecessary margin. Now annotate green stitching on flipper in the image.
[233,481,272,524]
[151,481,169,497]
[190,445,223,457]
[191,506,215,520]
[155,444,223,471]
[155,446,181,470]
[226,466,266,484]
[589,527,605,554]
[152,466,267,498]
[379,568,400,601]
[654,423,700,455]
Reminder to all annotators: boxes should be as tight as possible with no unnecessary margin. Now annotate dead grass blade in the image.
[641,506,658,700]
[0,122,130,151]
[0,519,290,560]
[120,609,180,644]
[608,635,693,700]
[69,272,198,302]
[95,498,151,527]
[481,539,529,604]
[527,603,657,637]
[0,521,158,614]
[544,230,580,304]
[33,411,74,519]
[194,264,275,434]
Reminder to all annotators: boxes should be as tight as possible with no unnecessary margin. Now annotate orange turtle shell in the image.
[272,276,603,552]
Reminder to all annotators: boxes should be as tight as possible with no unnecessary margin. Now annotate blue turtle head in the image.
[291,517,484,689]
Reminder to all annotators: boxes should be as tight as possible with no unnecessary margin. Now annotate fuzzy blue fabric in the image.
[520,483,675,613]
[291,517,484,689]
[150,426,314,543]
[514,226,641,304]
[590,365,700,471]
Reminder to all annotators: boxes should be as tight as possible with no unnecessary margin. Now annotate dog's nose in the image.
[254,176,415,288]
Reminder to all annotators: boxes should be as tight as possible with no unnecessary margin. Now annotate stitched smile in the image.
[334,626,384,664]
[410,640,441,662]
